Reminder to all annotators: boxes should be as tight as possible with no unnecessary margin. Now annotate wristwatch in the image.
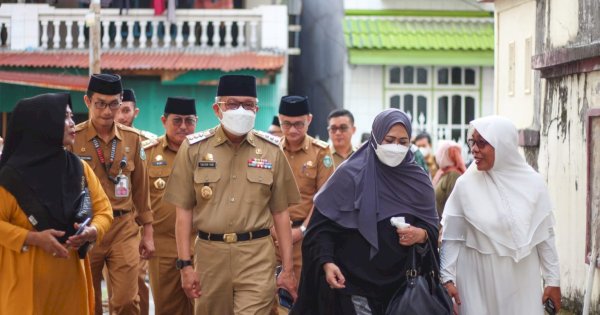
[176,259,193,270]
[299,225,307,237]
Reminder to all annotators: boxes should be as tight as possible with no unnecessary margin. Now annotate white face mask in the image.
[372,142,409,167]
[220,107,256,136]
[418,146,431,157]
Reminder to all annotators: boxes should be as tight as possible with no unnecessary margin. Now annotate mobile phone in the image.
[278,288,294,309]
[75,217,91,236]
[544,299,556,315]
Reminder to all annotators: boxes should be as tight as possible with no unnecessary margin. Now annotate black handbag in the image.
[73,176,93,259]
[385,237,453,315]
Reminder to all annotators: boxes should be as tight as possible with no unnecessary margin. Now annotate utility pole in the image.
[87,0,101,75]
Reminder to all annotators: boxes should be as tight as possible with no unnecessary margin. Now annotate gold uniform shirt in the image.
[331,145,358,167]
[280,135,335,221]
[67,120,152,225]
[163,126,300,234]
[144,135,180,257]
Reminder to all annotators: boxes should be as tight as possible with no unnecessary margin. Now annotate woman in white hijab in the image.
[440,116,561,314]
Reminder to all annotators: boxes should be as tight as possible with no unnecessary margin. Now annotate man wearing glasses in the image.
[143,97,197,314]
[163,75,300,314]
[327,109,357,167]
[274,96,335,305]
[67,74,154,315]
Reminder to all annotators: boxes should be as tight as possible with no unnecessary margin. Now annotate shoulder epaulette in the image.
[312,138,329,149]
[187,128,216,145]
[140,130,158,140]
[253,130,280,146]
[74,121,88,132]
[142,138,159,150]
[117,123,141,135]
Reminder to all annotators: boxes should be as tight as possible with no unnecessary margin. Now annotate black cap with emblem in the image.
[279,95,309,116]
[216,75,257,98]
[87,74,123,95]
[164,97,197,115]
[122,89,136,103]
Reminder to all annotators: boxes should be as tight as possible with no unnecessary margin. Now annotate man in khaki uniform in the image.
[327,108,358,167]
[163,75,300,315]
[271,96,334,314]
[144,97,197,315]
[66,74,154,315]
[113,87,152,315]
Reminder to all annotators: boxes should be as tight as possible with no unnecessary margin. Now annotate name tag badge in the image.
[198,161,216,168]
[79,156,92,161]
[115,175,130,198]
[152,160,167,166]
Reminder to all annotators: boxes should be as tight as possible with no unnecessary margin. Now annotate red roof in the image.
[0,70,89,91]
[0,51,285,72]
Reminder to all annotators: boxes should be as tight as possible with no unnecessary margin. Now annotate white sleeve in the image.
[440,240,461,283]
[537,229,560,287]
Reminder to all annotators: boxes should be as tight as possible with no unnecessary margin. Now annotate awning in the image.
[0,70,88,91]
[344,14,494,66]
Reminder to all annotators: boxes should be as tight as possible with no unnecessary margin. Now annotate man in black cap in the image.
[268,115,282,137]
[116,88,158,140]
[163,75,300,315]
[270,95,335,313]
[111,87,153,315]
[143,97,197,315]
[66,73,154,315]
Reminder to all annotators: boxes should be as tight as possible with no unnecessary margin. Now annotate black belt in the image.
[113,209,130,218]
[197,229,270,243]
[291,220,305,228]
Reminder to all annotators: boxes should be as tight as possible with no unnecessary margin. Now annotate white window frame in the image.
[385,91,431,135]
[432,91,479,152]
[385,65,431,88]
[433,66,480,90]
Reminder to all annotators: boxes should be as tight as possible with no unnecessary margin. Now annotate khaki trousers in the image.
[149,256,194,315]
[90,213,140,315]
[194,236,276,315]
[138,244,149,315]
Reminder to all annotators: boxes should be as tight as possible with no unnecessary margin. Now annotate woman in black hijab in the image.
[291,109,439,315]
[0,93,113,315]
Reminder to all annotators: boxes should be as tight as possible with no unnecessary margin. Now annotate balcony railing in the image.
[0,4,287,51]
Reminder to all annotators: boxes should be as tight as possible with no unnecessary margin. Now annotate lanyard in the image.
[92,137,118,183]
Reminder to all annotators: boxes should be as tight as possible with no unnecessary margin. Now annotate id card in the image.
[115,175,130,198]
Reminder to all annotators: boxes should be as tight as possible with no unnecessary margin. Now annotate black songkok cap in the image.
[122,89,136,103]
[164,97,197,115]
[216,75,257,98]
[278,95,309,116]
[271,115,280,127]
[87,74,123,95]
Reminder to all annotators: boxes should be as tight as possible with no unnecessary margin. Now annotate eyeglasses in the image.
[467,138,490,149]
[171,116,197,126]
[93,100,121,110]
[280,121,306,130]
[328,125,350,133]
[217,100,257,111]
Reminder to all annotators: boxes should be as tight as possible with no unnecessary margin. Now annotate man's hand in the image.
[181,267,201,298]
[139,223,155,259]
[276,268,298,301]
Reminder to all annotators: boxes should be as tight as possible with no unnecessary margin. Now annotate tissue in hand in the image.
[390,216,410,229]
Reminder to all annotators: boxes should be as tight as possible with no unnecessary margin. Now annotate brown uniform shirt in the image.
[280,135,335,221]
[143,135,179,257]
[331,145,358,167]
[163,126,300,233]
[67,121,152,225]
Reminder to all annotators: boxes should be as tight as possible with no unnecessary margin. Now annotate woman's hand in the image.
[397,225,428,246]
[542,286,561,312]
[444,281,461,315]
[323,262,346,289]
[66,222,97,249]
[25,229,69,258]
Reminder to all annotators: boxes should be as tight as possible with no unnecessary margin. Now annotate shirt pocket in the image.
[246,168,273,199]
[193,169,221,204]
[149,166,170,192]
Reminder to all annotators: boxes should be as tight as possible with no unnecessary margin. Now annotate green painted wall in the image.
[0,71,282,136]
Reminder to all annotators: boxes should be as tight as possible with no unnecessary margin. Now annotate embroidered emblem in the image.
[323,155,333,168]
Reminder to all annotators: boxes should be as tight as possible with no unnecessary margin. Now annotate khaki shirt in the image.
[67,120,152,225]
[144,135,179,257]
[280,135,335,221]
[163,126,300,234]
[331,145,358,167]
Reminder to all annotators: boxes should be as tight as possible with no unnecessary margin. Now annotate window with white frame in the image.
[385,65,480,149]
